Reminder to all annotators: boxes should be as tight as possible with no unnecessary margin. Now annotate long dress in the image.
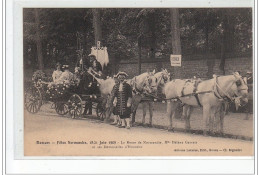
[55,70,74,84]
[52,70,62,83]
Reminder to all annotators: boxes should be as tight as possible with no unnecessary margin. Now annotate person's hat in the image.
[56,62,61,67]
[116,71,128,78]
[62,65,69,69]
[88,53,96,57]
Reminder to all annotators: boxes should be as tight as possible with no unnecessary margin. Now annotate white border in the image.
[5,0,257,174]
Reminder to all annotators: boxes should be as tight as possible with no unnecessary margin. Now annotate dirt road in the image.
[24,108,253,156]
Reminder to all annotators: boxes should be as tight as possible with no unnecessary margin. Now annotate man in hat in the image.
[88,54,102,76]
[111,72,132,129]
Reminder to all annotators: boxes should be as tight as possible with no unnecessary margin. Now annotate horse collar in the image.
[213,75,237,102]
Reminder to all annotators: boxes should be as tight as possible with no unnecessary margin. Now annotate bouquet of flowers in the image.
[32,70,49,88]
[32,70,47,82]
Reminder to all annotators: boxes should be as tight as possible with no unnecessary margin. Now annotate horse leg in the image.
[167,101,175,131]
[131,95,142,126]
[142,102,147,125]
[184,105,192,132]
[210,106,218,135]
[219,103,225,135]
[148,102,153,126]
[202,105,211,136]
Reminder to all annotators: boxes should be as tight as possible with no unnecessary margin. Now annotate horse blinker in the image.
[236,80,242,87]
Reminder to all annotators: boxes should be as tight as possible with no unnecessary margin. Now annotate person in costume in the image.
[55,65,74,84]
[52,62,62,83]
[111,72,132,129]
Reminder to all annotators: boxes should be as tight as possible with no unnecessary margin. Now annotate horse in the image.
[164,72,248,135]
[127,70,158,126]
[138,69,171,126]
[87,70,158,124]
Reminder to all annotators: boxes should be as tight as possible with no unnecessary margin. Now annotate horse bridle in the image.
[155,73,169,88]
[214,74,248,103]
[143,75,157,93]
[131,75,153,94]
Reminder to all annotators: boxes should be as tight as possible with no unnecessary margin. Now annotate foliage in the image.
[24,8,252,69]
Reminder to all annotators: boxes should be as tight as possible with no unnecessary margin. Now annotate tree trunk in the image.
[170,8,182,119]
[138,35,142,74]
[148,12,162,71]
[205,16,214,78]
[170,8,182,55]
[149,12,156,59]
[34,9,44,70]
[219,12,228,75]
[92,9,102,45]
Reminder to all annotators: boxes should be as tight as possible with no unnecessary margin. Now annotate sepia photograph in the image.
[22,7,254,157]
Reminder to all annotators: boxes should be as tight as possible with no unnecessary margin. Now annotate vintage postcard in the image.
[23,6,254,157]
[6,0,256,174]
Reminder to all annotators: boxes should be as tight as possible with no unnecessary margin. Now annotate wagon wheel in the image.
[96,103,105,121]
[68,94,83,119]
[55,102,69,116]
[24,86,42,114]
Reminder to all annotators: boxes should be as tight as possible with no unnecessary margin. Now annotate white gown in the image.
[52,70,62,83]
[55,70,74,84]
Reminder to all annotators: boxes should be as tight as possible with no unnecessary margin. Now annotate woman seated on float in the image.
[52,62,63,83]
[55,65,74,84]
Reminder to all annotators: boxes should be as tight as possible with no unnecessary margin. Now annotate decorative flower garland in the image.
[45,76,80,101]
[32,70,81,101]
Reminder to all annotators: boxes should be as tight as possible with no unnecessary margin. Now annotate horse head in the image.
[154,68,171,87]
[232,72,249,107]
[143,70,158,94]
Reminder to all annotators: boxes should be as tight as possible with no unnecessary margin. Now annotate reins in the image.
[145,74,247,103]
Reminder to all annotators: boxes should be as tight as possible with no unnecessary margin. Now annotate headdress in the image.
[115,71,128,78]
[62,65,69,69]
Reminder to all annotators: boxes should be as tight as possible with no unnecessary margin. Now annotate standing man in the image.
[83,54,103,115]
[112,72,132,129]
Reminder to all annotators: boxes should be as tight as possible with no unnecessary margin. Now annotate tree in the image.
[34,9,44,70]
[170,8,181,55]
[92,9,102,44]
[170,8,182,119]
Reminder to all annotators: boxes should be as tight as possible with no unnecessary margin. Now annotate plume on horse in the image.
[164,72,248,135]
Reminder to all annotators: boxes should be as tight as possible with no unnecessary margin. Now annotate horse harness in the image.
[131,75,154,95]
[147,74,247,106]
[213,75,247,104]
[181,79,203,107]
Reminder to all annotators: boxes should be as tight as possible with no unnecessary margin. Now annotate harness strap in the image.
[214,76,235,102]
[132,76,144,95]
[181,80,190,97]
[194,93,202,107]
[213,76,223,100]
[193,80,202,107]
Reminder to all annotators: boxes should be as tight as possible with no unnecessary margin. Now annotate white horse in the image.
[164,72,248,135]
[87,70,158,123]
[127,70,158,125]
[138,69,171,126]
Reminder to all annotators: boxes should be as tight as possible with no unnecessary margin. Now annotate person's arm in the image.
[111,85,118,107]
[126,84,132,107]
[52,71,56,82]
